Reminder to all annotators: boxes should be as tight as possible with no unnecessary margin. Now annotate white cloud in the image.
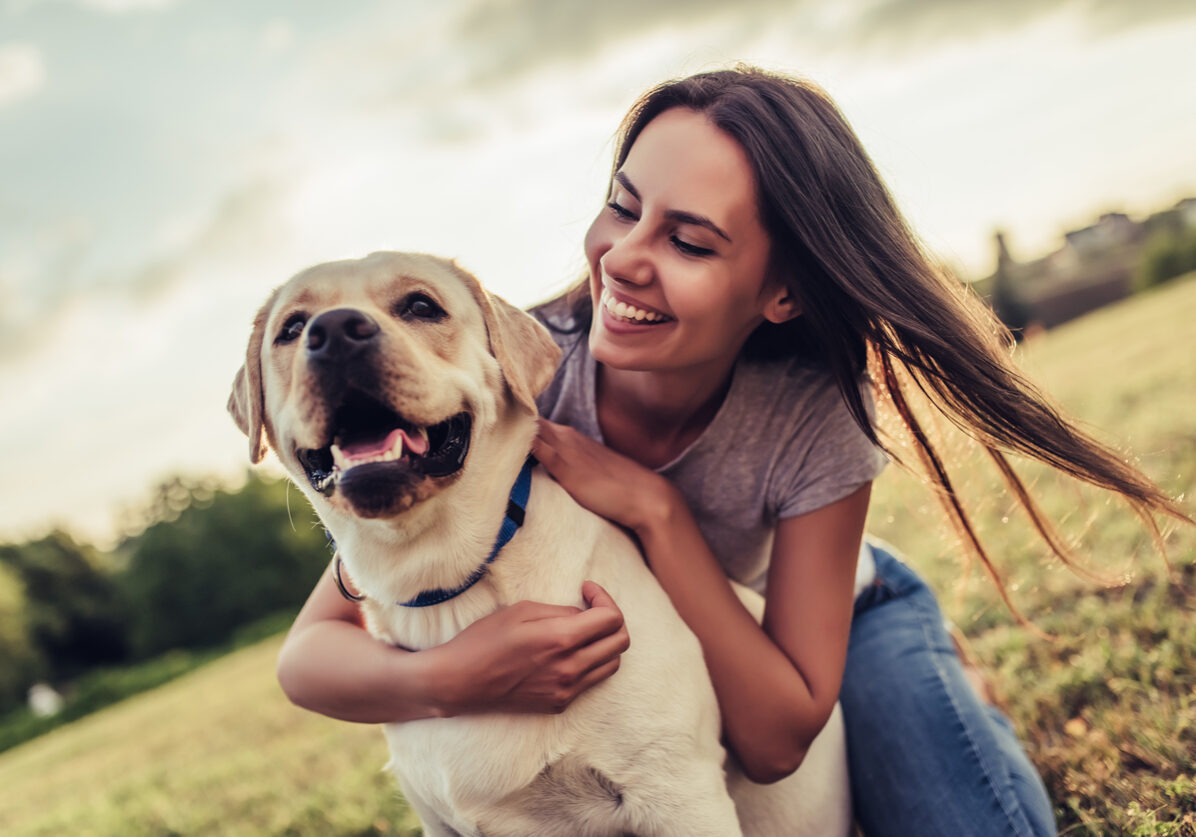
[260,20,295,55]
[76,0,179,12]
[0,42,44,107]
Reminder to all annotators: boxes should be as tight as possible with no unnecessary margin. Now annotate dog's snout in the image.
[307,308,380,361]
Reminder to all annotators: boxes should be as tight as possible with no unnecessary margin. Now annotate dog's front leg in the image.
[394,781,468,837]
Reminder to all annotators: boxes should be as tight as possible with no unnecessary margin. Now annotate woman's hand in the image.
[433,580,631,716]
[533,418,680,534]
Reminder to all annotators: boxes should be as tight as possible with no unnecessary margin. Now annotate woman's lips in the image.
[600,288,672,324]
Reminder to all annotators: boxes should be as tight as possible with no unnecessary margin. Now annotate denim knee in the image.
[841,541,1056,836]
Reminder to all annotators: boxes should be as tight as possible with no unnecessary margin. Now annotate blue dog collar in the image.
[397,456,535,608]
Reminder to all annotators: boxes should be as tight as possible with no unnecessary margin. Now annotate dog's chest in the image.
[381,710,574,813]
[381,699,652,837]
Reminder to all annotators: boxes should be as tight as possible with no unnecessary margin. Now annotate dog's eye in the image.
[399,293,446,322]
[277,314,308,344]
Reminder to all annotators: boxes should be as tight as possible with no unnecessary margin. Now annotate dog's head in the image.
[228,252,560,520]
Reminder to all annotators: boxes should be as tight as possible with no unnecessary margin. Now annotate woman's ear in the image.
[763,283,802,324]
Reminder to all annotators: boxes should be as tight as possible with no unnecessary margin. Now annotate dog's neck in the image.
[325,410,538,645]
[395,455,533,608]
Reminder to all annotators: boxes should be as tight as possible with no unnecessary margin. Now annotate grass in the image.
[0,275,1192,835]
[0,610,300,755]
[0,635,418,836]
[866,273,1196,835]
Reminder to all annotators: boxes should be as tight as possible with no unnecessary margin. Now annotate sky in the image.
[2,0,1194,547]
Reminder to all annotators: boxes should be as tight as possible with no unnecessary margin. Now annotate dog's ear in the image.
[456,266,561,413]
[227,292,276,464]
[484,293,562,412]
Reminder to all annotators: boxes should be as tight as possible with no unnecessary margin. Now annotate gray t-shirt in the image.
[533,301,888,597]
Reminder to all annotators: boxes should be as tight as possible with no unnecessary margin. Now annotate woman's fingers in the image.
[510,600,583,622]
[441,579,630,714]
[531,419,569,477]
[555,658,623,712]
[535,420,668,529]
[535,614,629,713]
[520,585,625,655]
[570,620,631,675]
[511,585,629,710]
[534,418,598,473]
[581,579,618,610]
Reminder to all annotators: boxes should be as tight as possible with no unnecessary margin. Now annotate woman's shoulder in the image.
[528,295,593,421]
[731,353,880,451]
[736,353,856,411]
[528,295,585,346]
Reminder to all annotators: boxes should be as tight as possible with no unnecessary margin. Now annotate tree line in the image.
[0,474,331,717]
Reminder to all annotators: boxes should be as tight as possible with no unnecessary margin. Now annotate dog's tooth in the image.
[331,445,347,470]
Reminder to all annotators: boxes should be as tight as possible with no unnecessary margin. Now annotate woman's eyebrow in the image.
[614,171,733,244]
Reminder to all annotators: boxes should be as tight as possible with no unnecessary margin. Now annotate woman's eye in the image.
[607,201,637,221]
[672,237,715,257]
[277,314,307,344]
[400,293,446,321]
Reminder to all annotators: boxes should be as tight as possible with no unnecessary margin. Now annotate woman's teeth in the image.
[601,289,668,323]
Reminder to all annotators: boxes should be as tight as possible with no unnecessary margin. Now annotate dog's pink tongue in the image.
[341,428,428,462]
[403,428,429,456]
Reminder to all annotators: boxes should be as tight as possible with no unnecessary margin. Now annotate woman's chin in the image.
[589,326,665,372]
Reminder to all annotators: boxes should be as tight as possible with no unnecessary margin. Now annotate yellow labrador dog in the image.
[229,252,851,837]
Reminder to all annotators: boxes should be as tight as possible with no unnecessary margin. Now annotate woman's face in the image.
[584,107,795,375]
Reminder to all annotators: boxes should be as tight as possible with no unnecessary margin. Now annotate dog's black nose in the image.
[307,308,380,361]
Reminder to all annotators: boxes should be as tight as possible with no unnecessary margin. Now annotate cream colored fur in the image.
[230,251,851,836]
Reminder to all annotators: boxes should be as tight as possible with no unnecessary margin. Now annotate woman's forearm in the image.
[277,617,448,723]
[634,497,829,783]
[276,562,630,724]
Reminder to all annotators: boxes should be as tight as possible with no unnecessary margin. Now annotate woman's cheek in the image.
[583,214,609,270]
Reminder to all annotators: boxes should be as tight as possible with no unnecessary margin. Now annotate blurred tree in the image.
[1137,225,1196,290]
[0,532,127,683]
[0,563,38,711]
[120,473,330,658]
[989,230,1030,335]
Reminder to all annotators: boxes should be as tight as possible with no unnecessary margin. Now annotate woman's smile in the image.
[599,287,673,325]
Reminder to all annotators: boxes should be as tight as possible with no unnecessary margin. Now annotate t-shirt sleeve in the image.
[771,377,888,520]
[528,298,579,419]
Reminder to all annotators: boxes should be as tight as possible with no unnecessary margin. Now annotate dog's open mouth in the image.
[296,390,472,496]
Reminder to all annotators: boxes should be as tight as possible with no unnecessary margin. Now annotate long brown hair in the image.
[555,65,1189,619]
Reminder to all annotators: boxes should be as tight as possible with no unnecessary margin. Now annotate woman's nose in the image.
[601,228,653,287]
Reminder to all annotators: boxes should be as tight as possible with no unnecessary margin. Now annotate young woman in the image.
[277,67,1185,836]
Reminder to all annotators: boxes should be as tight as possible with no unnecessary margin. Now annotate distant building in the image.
[1063,212,1140,257]
[977,198,1194,333]
[1176,197,1196,227]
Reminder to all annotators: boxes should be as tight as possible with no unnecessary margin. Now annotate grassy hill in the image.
[866,274,1196,834]
[0,635,418,835]
[0,275,1192,836]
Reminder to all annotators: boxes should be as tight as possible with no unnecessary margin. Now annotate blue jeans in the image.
[840,543,1056,836]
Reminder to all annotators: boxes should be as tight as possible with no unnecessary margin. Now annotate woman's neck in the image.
[595,356,737,469]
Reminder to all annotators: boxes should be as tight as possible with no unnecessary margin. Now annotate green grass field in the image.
[0,276,1192,836]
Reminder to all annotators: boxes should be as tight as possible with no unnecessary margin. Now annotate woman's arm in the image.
[277,560,631,723]
[534,419,868,783]
[640,485,868,782]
